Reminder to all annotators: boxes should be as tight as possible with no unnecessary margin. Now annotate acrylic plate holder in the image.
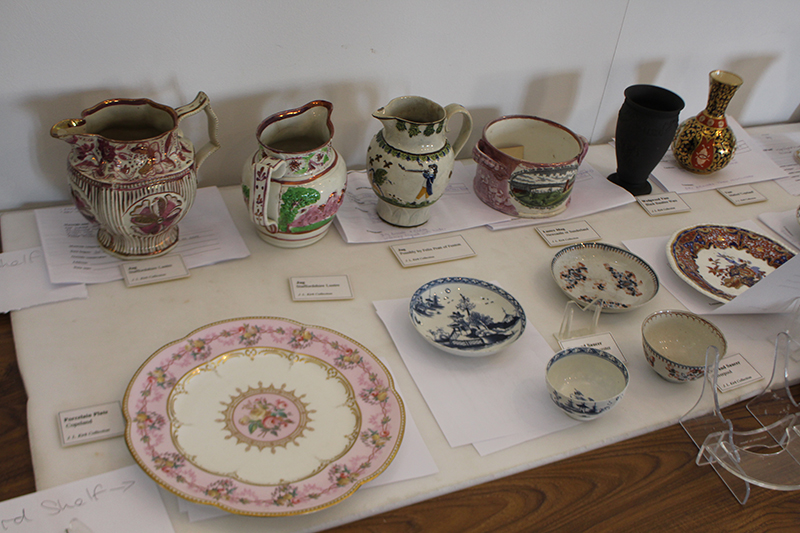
[680,335,800,505]
[123,317,405,516]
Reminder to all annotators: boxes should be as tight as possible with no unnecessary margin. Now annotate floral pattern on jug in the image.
[51,93,220,259]
[242,101,347,248]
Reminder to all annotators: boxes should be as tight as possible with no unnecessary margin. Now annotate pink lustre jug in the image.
[50,92,220,259]
[242,100,347,248]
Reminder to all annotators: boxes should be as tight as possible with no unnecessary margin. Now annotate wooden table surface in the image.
[1,242,799,532]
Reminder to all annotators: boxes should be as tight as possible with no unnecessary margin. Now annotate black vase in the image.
[608,85,685,196]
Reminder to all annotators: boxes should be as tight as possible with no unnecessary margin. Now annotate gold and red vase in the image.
[671,70,743,174]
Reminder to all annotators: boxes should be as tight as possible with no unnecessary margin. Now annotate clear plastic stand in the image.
[555,299,602,341]
[680,340,800,505]
[747,332,800,439]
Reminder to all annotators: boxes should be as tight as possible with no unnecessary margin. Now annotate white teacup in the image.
[642,310,726,383]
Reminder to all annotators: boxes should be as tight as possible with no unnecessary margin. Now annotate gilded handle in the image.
[175,91,221,170]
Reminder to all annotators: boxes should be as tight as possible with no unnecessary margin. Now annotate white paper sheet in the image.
[177,371,438,522]
[624,221,800,315]
[759,209,800,251]
[649,118,789,194]
[333,161,512,243]
[487,162,635,230]
[0,246,87,312]
[374,297,577,451]
[35,187,250,284]
[754,130,800,195]
[0,464,173,532]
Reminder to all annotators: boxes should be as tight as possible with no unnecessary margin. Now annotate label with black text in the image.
[121,255,189,287]
[290,275,354,301]
[536,220,600,247]
[712,353,763,393]
[58,401,125,447]
[637,191,691,216]
[718,185,766,205]
[390,235,475,267]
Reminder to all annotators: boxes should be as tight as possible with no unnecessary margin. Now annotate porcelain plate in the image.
[666,224,794,303]
[123,317,405,516]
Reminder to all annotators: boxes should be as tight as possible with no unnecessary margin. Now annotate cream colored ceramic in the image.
[51,92,220,259]
[545,347,628,420]
[473,115,588,218]
[367,96,472,227]
[242,101,347,248]
[642,310,727,383]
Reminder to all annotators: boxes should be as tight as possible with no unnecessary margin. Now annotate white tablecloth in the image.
[4,123,800,532]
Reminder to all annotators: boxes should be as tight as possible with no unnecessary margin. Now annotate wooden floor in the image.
[1,309,799,532]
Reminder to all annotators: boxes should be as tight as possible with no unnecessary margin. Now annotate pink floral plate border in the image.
[122,317,405,517]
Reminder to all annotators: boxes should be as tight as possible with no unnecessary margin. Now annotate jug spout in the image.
[50,118,88,141]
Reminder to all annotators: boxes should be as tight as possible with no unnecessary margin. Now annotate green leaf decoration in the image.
[278,187,321,232]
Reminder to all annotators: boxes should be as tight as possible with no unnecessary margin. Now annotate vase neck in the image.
[704,70,742,118]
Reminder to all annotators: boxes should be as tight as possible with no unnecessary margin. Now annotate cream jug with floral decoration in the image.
[367,96,472,227]
[50,92,220,259]
[242,101,347,248]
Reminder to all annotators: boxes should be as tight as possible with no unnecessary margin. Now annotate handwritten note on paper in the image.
[0,247,87,312]
[35,187,250,285]
[0,465,173,532]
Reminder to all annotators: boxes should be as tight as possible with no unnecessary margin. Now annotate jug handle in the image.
[444,103,473,158]
[175,92,221,169]
[249,155,287,234]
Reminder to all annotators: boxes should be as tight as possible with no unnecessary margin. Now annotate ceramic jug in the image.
[242,100,347,248]
[367,96,472,227]
[50,92,220,259]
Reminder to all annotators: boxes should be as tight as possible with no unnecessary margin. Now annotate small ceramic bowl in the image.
[641,310,727,383]
[551,242,659,312]
[545,347,629,420]
[409,277,526,357]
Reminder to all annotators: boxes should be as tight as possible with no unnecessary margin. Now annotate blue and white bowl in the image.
[409,277,526,357]
[546,347,629,420]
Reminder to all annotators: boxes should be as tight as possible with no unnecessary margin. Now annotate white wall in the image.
[1,0,798,212]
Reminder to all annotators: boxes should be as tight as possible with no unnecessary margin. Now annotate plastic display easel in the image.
[555,299,602,341]
[680,336,800,505]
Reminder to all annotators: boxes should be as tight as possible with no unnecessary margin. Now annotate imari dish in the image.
[551,242,659,312]
[667,224,794,303]
[123,317,405,516]
[641,310,726,383]
[409,277,526,357]
[545,347,629,420]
